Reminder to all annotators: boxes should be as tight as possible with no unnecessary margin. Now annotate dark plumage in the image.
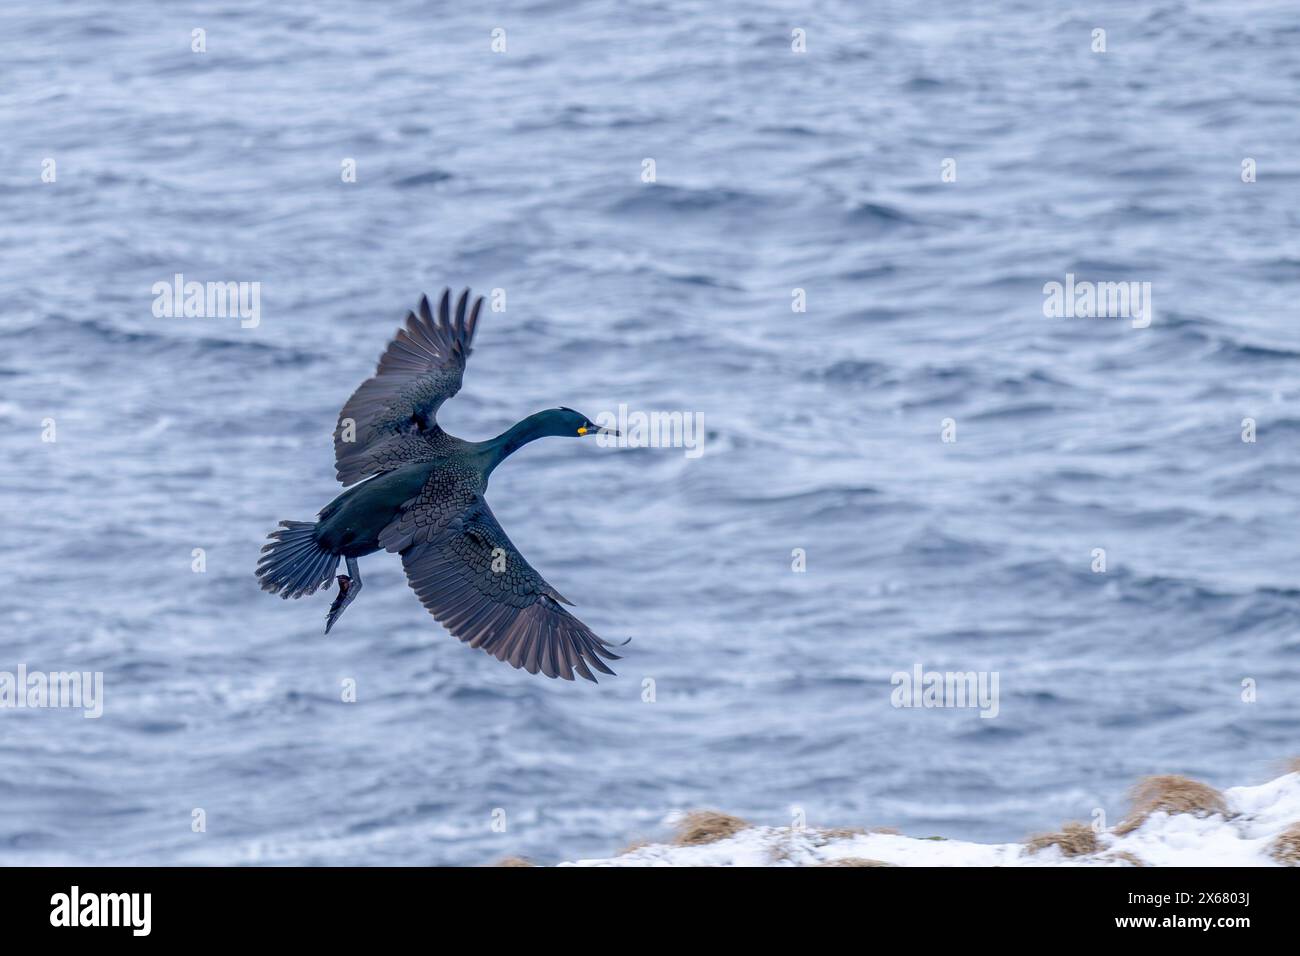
[256,288,624,682]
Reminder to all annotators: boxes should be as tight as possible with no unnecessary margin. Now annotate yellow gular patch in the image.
[577,426,588,435]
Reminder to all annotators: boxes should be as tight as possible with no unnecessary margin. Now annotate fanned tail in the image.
[255,520,340,599]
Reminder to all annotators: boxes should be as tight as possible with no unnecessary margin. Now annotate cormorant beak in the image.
[578,424,621,438]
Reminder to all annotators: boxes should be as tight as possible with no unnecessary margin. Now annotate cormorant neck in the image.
[483,412,554,473]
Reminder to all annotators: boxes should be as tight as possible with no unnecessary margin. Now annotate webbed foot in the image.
[324,558,363,634]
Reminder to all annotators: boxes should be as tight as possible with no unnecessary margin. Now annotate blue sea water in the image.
[0,1,1297,865]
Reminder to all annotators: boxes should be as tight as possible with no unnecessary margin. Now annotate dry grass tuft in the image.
[1282,756,1300,776]
[815,857,895,867]
[490,856,536,867]
[815,825,900,840]
[816,826,866,840]
[1104,851,1146,867]
[617,839,653,856]
[672,810,751,846]
[1025,822,1100,857]
[1269,823,1300,865]
[768,836,799,864]
[1114,775,1228,835]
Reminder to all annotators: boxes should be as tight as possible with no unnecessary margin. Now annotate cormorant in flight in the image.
[256,289,624,682]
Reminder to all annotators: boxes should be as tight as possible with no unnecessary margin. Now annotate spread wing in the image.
[333,288,483,485]
[394,498,622,682]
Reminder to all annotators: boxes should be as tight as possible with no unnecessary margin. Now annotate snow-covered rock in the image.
[558,772,1300,867]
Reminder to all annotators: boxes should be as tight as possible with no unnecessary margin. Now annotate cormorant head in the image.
[553,406,619,438]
